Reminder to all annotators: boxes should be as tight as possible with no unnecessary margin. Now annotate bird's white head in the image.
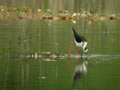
[83,46,88,53]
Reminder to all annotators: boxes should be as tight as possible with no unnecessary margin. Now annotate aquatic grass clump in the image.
[0,5,119,24]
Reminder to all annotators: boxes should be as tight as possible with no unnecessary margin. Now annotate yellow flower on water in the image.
[1,8,4,11]
[72,13,77,17]
[72,20,76,24]
[37,9,41,13]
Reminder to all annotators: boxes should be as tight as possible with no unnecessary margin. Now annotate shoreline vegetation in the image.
[0,5,119,24]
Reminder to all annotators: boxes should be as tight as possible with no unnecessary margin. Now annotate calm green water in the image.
[0,0,120,90]
[0,19,120,90]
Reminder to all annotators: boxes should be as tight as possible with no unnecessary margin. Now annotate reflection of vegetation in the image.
[2,60,7,69]
[0,5,119,24]
[1,45,7,58]
[1,46,7,69]
[22,52,64,59]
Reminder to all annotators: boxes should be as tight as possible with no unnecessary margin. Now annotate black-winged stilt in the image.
[67,27,88,58]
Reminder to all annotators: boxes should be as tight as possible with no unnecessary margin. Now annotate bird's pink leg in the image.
[75,47,79,56]
[67,42,74,58]
[74,47,79,63]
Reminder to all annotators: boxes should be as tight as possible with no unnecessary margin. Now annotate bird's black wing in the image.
[72,27,87,42]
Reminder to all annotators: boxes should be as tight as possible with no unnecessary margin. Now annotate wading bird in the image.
[68,27,88,58]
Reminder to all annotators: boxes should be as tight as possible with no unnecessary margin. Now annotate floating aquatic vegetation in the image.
[21,52,65,59]
[0,5,119,24]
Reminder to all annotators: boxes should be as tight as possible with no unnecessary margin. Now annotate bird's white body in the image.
[74,40,88,52]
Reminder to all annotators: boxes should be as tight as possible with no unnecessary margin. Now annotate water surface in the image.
[0,0,120,90]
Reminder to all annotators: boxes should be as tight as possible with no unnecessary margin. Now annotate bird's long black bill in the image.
[85,53,88,60]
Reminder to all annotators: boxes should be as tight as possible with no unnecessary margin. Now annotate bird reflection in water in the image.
[72,60,88,88]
